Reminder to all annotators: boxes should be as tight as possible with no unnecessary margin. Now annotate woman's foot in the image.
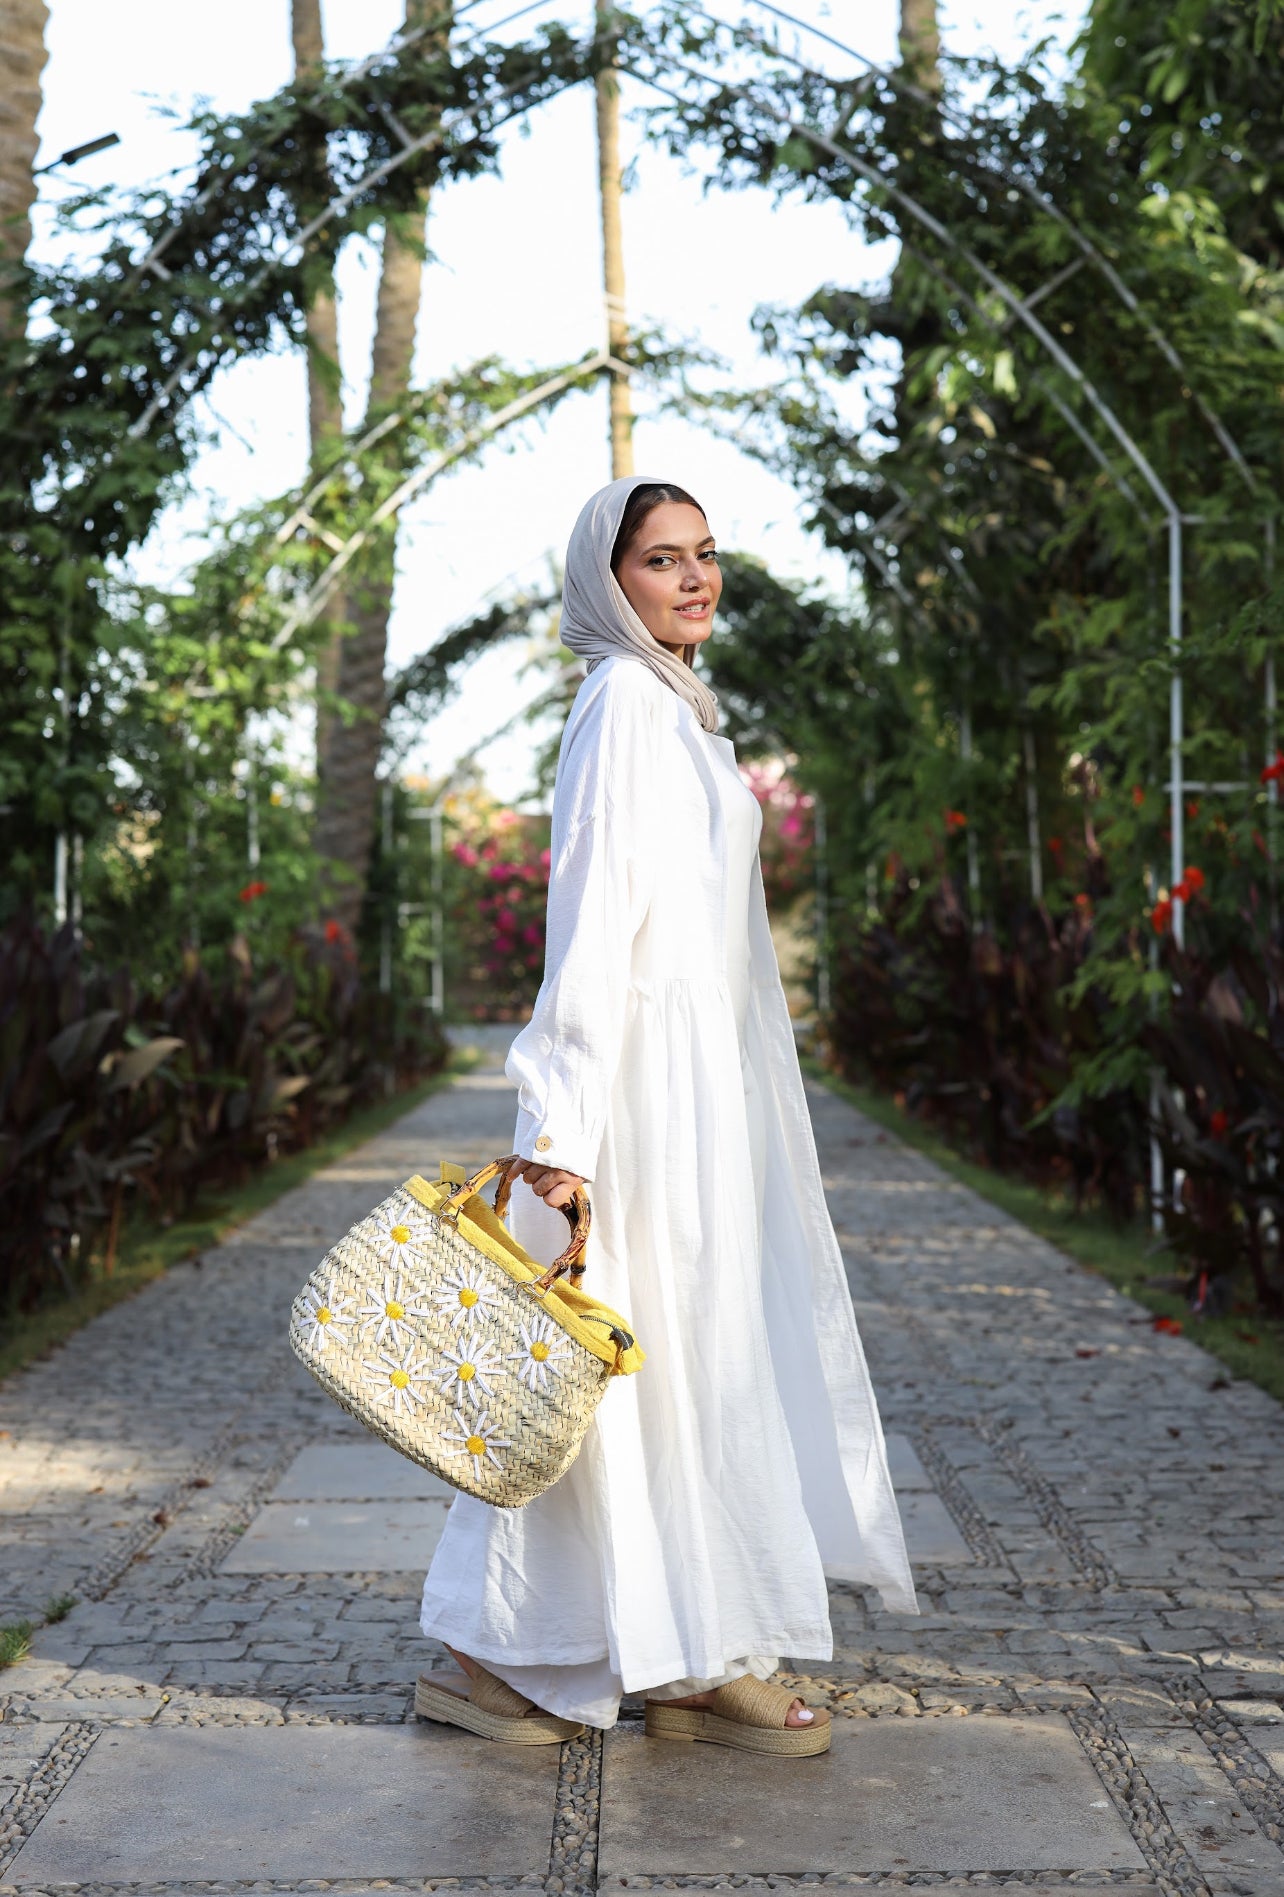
[414,1647,585,1744]
[662,1681,817,1729]
[644,1674,831,1756]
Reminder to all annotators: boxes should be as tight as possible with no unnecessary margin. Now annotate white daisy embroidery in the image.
[360,1346,433,1419]
[357,1272,433,1349]
[298,1283,355,1350]
[367,1206,428,1268]
[441,1407,511,1475]
[430,1259,503,1331]
[435,1332,506,1407]
[507,1312,573,1391]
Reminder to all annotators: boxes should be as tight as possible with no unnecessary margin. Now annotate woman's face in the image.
[614,502,722,651]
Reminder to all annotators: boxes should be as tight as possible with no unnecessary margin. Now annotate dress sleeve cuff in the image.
[510,1108,599,1185]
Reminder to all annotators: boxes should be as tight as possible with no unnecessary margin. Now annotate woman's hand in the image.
[508,1158,585,1211]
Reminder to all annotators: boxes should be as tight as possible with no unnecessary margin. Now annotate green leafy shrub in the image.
[0,917,446,1316]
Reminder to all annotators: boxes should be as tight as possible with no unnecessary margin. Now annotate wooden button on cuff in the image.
[534,1135,553,1152]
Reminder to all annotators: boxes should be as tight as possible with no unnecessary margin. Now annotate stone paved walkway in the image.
[2,1029,1283,1896]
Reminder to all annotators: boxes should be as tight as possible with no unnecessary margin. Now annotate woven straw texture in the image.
[289,1179,614,1507]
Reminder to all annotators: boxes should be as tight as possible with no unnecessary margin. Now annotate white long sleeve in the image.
[505,660,661,1182]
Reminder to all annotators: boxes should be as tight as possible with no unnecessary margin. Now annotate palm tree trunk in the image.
[314,0,451,930]
[596,5,633,479]
[0,0,50,330]
[291,0,348,765]
[898,0,941,89]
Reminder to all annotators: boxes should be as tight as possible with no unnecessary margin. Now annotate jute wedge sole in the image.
[644,1675,832,1757]
[415,1669,585,1745]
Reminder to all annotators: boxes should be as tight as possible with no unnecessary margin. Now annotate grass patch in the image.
[44,1593,77,1624]
[0,1620,34,1669]
[0,1061,465,1389]
[806,1060,1284,1407]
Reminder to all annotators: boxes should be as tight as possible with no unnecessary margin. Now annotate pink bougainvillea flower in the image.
[453,843,478,868]
[496,908,517,931]
[239,880,269,903]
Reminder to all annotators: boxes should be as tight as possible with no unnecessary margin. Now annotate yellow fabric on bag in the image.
[402,1167,645,1377]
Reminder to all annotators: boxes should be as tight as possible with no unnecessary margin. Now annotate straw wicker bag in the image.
[288,1154,643,1508]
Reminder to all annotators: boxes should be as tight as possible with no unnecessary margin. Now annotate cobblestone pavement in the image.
[2,1029,1282,1896]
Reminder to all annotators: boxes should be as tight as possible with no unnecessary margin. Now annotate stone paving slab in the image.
[4,1723,559,1883]
[599,1717,1146,1875]
[893,1489,973,1565]
[270,1441,456,1501]
[884,1431,933,1490]
[219,1498,453,1572]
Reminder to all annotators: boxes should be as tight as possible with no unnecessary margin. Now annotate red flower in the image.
[1182,865,1205,892]
[1172,879,1190,903]
[1047,835,1064,856]
[1131,785,1145,808]
[1209,1109,1229,1140]
[239,880,269,903]
[1260,751,1284,785]
[1186,799,1200,819]
[1073,893,1093,917]
[944,808,968,833]
[323,919,347,944]
[1151,899,1172,934]
[1152,1315,1183,1335]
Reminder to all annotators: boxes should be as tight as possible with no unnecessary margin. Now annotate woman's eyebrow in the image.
[638,536,717,555]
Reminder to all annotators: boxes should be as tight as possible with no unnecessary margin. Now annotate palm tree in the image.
[313,0,453,931]
[0,0,50,318]
[291,0,348,765]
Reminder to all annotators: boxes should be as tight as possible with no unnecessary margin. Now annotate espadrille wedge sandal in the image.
[644,1674,831,1757]
[415,1666,585,1744]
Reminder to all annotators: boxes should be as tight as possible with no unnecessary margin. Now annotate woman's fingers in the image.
[517,1161,584,1210]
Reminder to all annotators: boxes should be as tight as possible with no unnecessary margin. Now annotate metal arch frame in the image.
[626,50,1198,949]
[736,0,1262,502]
[127,72,582,440]
[268,350,620,649]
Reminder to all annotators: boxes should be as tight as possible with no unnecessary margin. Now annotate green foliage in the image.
[0,915,447,1317]
[0,1622,33,1669]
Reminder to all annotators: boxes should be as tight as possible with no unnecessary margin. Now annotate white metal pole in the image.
[53,833,69,928]
[430,803,446,1017]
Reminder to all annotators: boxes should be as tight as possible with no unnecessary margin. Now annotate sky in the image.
[32,0,1085,806]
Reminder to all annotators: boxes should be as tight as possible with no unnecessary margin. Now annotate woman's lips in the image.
[675,600,711,618]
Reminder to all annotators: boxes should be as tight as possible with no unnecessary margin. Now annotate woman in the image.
[417,476,916,1757]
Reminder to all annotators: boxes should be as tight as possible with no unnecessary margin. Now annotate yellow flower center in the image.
[390,1224,411,1245]
[458,1287,479,1308]
[385,1300,405,1320]
[465,1434,485,1457]
[531,1341,551,1362]
[389,1368,410,1389]
[457,1362,476,1382]
[316,1307,331,1325]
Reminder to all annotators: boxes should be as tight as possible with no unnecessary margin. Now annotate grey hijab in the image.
[559,475,721,735]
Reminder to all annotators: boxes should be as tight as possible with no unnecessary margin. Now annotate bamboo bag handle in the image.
[441,1153,591,1291]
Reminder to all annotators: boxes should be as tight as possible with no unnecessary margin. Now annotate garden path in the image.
[2,1028,1283,1896]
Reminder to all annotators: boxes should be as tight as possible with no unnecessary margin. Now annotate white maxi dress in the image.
[420,655,917,1727]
